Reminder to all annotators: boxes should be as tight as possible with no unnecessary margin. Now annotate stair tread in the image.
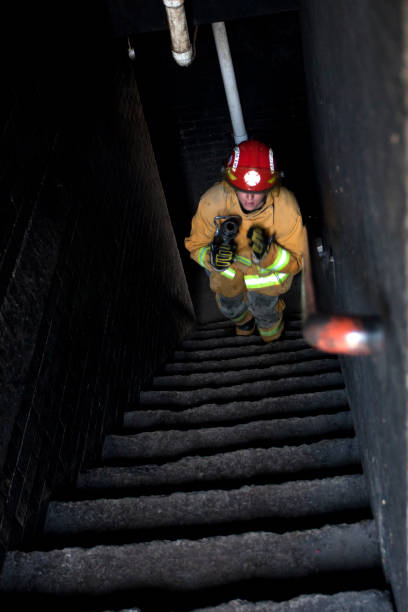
[196,316,302,328]
[105,411,353,460]
[45,475,368,536]
[190,320,301,340]
[140,372,344,407]
[180,330,302,351]
[77,438,361,490]
[195,319,237,330]
[163,347,328,374]
[174,338,310,362]
[191,590,394,611]
[124,389,348,430]
[152,358,339,389]
[0,521,380,594]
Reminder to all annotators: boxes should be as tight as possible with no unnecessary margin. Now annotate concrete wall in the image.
[0,5,194,560]
[300,2,407,609]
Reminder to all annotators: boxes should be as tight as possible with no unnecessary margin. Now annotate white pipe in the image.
[212,22,248,144]
[163,0,194,67]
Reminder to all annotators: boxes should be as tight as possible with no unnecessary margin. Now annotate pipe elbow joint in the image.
[172,49,194,67]
[163,0,194,67]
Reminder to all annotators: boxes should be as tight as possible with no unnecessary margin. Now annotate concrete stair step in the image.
[151,358,339,389]
[124,389,348,431]
[103,412,353,461]
[163,347,328,374]
[0,521,380,595]
[195,319,237,330]
[190,319,301,340]
[192,590,394,611]
[173,338,310,362]
[77,438,361,492]
[139,372,344,407]
[195,316,302,331]
[180,330,302,351]
[44,475,368,538]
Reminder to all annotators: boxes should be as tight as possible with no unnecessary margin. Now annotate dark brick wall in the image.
[0,5,194,559]
[300,1,407,608]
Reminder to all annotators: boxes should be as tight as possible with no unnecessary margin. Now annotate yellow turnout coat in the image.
[185,180,304,297]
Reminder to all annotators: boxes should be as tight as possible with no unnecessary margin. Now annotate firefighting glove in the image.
[210,241,235,271]
[247,226,268,263]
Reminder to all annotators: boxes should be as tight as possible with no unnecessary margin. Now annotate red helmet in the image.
[224,140,277,192]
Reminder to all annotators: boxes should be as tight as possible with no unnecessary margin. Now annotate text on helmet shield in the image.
[232,147,240,171]
[269,149,275,172]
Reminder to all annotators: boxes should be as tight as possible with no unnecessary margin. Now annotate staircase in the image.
[0,315,395,611]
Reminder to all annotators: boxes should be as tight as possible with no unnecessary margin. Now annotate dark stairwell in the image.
[0,318,394,610]
[0,1,406,611]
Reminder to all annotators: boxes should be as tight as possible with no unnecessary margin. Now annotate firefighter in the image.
[184,139,304,342]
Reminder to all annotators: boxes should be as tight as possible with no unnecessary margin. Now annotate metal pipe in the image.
[212,22,248,144]
[163,0,194,67]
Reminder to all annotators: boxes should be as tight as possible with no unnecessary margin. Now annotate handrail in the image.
[301,227,385,355]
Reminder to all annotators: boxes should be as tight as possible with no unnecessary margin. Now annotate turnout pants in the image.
[209,269,286,342]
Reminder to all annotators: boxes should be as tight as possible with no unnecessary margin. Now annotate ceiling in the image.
[104,0,299,36]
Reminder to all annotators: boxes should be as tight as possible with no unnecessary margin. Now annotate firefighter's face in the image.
[236,189,266,212]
